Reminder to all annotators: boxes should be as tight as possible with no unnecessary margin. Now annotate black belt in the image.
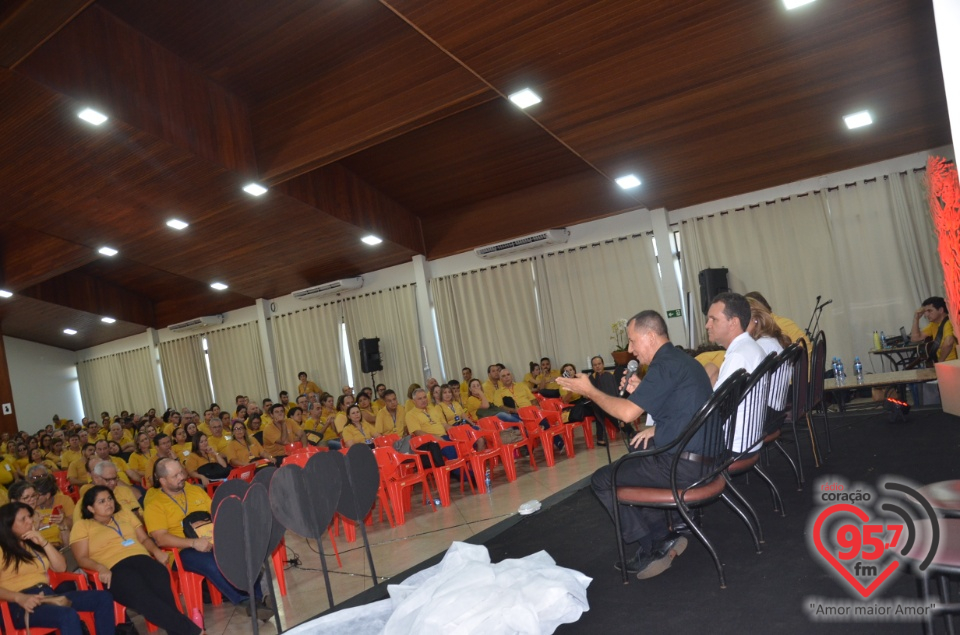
[679,451,712,465]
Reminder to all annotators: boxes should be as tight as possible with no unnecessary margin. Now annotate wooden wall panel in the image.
[0,328,18,434]
[17,4,256,174]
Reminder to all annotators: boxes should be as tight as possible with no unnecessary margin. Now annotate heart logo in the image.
[812,503,901,598]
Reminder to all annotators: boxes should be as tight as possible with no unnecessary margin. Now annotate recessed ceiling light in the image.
[210,282,228,291]
[98,246,119,257]
[101,317,116,324]
[166,219,189,230]
[843,110,873,129]
[63,328,77,335]
[615,174,642,189]
[242,183,268,197]
[0,290,11,299]
[78,108,108,125]
[783,0,816,9]
[508,88,542,109]
[361,235,383,246]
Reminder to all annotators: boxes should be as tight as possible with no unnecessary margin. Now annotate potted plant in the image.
[610,319,635,367]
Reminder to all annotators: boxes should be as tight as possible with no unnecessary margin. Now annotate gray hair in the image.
[92,460,117,477]
[412,388,427,399]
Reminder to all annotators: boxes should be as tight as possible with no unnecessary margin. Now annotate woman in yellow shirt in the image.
[45,438,64,467]
[0,502,115,635]
[26,448,59,474]
[8,481,68,551]
[183,434,228,488]
[71,485,200,635]
[340,405,379,448]
[127,433,156,485]
[404,383,421,412]
[522,362,542,390]
[334,395,355,435]
[224,421,270,467]
[171,426,192,462]
[356,393,378,427]
[12,444,29,475]
[437,385,467,425]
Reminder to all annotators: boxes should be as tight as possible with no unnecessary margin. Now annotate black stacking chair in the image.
[611,370,747,588]
[761,342,803,490]
[723,353,780,542]
[807,331,831,457]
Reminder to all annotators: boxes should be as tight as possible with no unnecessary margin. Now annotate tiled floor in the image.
[197,438,629,635]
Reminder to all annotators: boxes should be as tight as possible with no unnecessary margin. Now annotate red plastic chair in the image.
[477,417,537,481]
[52,470,79,502]
[518,406,572,465]
[205,463,258,497]
[372,446,436,525]
[446,426,501,493]
[83,568,165,632]
[0,571,97,635]
[373,434,399,448]
[163,548,222,629]
[410,435,472,506]
[542,399,595,451]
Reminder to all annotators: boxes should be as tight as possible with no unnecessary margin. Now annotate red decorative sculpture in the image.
[926,156,960,322]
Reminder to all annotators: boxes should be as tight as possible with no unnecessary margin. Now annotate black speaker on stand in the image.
[359,338,382,386]
[698,268,730,314]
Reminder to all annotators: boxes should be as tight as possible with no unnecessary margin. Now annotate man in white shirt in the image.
[705,292,767,453]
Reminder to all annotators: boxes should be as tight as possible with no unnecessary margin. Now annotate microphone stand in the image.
[804,295,822,339]
[809,303,827,340]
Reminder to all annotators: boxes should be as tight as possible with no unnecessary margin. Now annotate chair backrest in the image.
[808,330,827,409]
[769,342,802,412]
[227,464,257,482]
[477,416,502,432]
[517,406,542,422]
[445,425,474,451]
[791,338,810,420]
[538,398,564,412]
[729,352,778,455]
[373,434,399,448]
[372,447,397,479]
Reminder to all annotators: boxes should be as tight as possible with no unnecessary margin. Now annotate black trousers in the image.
[111,555,202,635]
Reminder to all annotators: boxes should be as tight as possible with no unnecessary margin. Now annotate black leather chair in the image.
[611,370,747,588]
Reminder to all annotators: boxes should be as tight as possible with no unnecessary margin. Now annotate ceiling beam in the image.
[0,0,93,69]
[277,164,425,255]
[19,270,156,327]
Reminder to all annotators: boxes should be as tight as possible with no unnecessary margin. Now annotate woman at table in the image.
[0,502,115,635]
[340,405,379,448]
[184,434,228,488]
[224,421,271,467]
[71,486,202,635]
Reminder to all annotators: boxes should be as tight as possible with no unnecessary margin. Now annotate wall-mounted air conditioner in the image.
[292,277,364,301]
[474,228,570,259]
[168,315,224,332]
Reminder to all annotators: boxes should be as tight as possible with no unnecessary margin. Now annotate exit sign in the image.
[666,309,682,318]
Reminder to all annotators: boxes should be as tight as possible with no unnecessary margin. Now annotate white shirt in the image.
[755,335,783,357]
[718,332,767,453]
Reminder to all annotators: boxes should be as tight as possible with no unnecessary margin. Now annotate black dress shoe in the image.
[655,532,688,559]
[614,547,653,574]
[635,534,688,580]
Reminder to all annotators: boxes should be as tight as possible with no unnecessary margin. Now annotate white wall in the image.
[4,336,82,431]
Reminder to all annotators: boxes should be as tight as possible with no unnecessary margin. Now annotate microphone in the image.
[620,360,639,397]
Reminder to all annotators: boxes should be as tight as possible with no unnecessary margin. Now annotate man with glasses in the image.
[74,460,143,523]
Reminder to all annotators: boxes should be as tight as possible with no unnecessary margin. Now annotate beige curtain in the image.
[431,259,543,382]
[534,234,665,369]
[678,169,941,367]
[158,335,212,412]
[205,323,269,406]
[343,285,422,391]
[77,347,157,416]
[272,300,343,398]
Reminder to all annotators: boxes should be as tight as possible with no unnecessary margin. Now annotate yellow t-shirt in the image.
[482,380,501,402]
[223,438,264,467]
[465,396,487,421]
[0,547,49,591]
[207,434,231,454]
[372,399,385,414]
[436,402,466,425]
[70,510,149,568]
[341,421,378,446]
[262,419,303,457]
[68,457,92,484]
[198,422,212,436]
[375,407,406,436]
[60,448,83,471]
[144,483,211,539]
[109,456,132,485]
[127,449,157,477]
[772,314,811,349]
[405,408,447,437]
[494,383,537,409]
[0,458,15,486]
[298,380,321,397]
[923,318,958,361]
[695,350,726,369]
[334,412,349,434]
[35,507,66,547]
[184,452,211,476]
[173,444,193,462]
[74,483,141,523]
[404,399,416,413]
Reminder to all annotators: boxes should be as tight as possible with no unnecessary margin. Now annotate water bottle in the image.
[854,356,863,382]
[454,415,462,426]
[434,497,442,507]
[836,358,845,383]
[831,357,839,378]
[880,331,887,348]
[484,468,491,492]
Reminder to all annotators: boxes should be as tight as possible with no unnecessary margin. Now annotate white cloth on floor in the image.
[283,541,591,635]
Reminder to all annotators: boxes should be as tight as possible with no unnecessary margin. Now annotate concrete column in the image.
[145,328,166,408]
[255,299,280,398]
[411,255,442,382]
[649,208,688,342]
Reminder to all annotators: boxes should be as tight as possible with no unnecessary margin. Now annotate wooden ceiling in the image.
[0,0,950,350]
